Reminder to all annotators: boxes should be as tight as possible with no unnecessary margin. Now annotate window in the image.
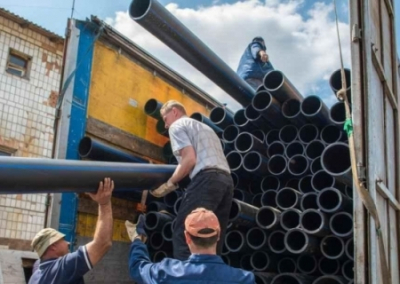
[6,49,31,79]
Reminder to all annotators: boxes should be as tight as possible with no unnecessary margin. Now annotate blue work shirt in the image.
[129,239,255,284]
[28,246,93,284]
[236,41,274,81]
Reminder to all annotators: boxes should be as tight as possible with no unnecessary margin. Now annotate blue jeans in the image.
[172,170,234,260]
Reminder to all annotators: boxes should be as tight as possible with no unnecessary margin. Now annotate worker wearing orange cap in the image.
[126,208,255,284]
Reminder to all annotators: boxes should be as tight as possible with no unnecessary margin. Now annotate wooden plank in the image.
[86,116,166,163]
[376,181,400,210]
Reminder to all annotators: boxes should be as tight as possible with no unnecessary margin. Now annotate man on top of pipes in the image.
[236,36,274,90]
[126,208,254,283]
[151,100,233,261]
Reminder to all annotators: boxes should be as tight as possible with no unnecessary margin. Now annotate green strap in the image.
[344,118,353,137]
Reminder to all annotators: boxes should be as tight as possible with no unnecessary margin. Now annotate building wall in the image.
[0,14,63,246]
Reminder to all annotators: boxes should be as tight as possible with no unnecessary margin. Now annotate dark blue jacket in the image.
[129,239,255,284]
[236,41,274,81]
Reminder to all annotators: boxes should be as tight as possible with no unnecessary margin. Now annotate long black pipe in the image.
[321,125,344,144]
[149,231,166,250]
[225,230,250,253]
[0,157,175,194]
[271,273,315,284]
[265,129,280,146]
[161,221,173,241]
[163,141,173,160]
[268,230,287,254]
[223,125,241,146]
[278,258,297,273]
[300,95,330,127]
[263,70,304,103]
[298,124,319,144]
[173,197,182,215]
[256,206,281,230]
[246,227,269,250]
[163,191,182,207]
[280,208,301,231]
[144,98,163,120]
[288,154,310,177]
[250,251,276,272]
[329,212,353,237]
[311,170,336,192]
[345,238,354,261]
[320,235,345,259]
[190,112,223,135]
[261,175,280,191]
[251,129,266,143]
[251,193,263,207]
[279,125,299,144]
[261,190,278,208]
[330,68,351,102]
[285,141,305,159]
[276,187,302,210]
[231,172,248,190]
[79,136,149,163]
[240,254,253,271]
[329,102,346,127]
[282,99,308,127]
[210,107,234,129]
[284,228,320,254]
[147,201,171,213]
[235,132,267,155]
[321,142,352,187]
[342,260,354,281]
[243,151,269,176]
[267,141,285,158]
[229,199,259,228]
[129,0,255,106]
[234,109,257,131]
[286,178,300,190]
[252,90,288,128]
[233,189,253,204]
[156,119,169,137]
[268,154,289,177]
[245,104,272,131]
[305,140,325,160]
[300,192,319,211]
[318,257,341,275]
[226,151,244,174]
[300,209,330,236]
[314,275,346,284]
[297,255,318,275]
[310,157,322,174]
[145,211,174,232]
[299,175,313,193]
[152,250,168,262]
[317,188,352,213]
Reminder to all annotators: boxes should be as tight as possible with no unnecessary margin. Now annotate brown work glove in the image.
[150,180,178,198]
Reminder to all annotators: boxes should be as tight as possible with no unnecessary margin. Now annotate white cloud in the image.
[109,0,350,111]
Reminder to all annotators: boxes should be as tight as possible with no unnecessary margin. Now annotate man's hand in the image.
[125,215,147,242]
[259,50,269,63]
[86,178,114,205]
[150,180,178,198]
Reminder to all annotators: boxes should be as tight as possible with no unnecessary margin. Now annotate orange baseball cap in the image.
[185,208,220,238]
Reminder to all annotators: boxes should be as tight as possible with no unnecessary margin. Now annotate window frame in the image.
[5,48,32,79]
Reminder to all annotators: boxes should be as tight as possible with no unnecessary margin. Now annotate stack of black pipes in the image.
[143,68,353,284]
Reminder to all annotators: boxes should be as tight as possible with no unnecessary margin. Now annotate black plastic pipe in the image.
[223,125,241,145]
[254,273,276,284]
[313,275,346,284]
[190,112,223,135]
[278,258,297,273]
[311,170,336,192]
[310,157,322,174]
[243,151,270,177]
[288,154,310,177]
[235,132,267,155]
[267,141,285,158]
[329,212,353,237]
[163,191,182,209]
[145,211,174,232]
[330,68,351,102]
[246,227,268,250]
[233,189,253,204]
[231,172,248,190]
[252,90,288,128]
[285,141,305,159]
[261,190,278,208]
[256,206,281,230]
[265,129,280,146]
[286,178,300,190]
[210,107,234,129]
[245,104,272,131]
[250,180,263,195]
[234,109,257,132]
[345,238,354,261]
[345,186,353,199]
[79,136,149,163]
[226,151,243,173]
[173,197,182,215]
[284,228,320,254]
[321,124,344,144]
[318,257,341,275]
[263,70,304,103]
[0,157,175,194]
[276,188,302,210]
[261,175,280,191]
[321,235,345,259]
[300,209,330,236]
[268,154,289,177]
[300,192,319,211]
[161,221,173,241]
[329,102,346,127]
[250,251,276,272]
[144,98,163,120]
[305,140,325,160]
[280,208,301,231]
[268,230,287,254]
[279,125,299,144]
[252,193,263,207]
[129,0,255,106]
[271,273,315,284]
[225,230,250,253]
[298,124,319,144]
[156,119,169,137]
[152,250,168,262]
[282,99,308,127]
[300,95,330,127]
[321,142,352,187]
[251,129,266,143]
[317,187,352,213]
[297,255,318,275]
[229,199,259,228]
[342,260,354,281]
[240,254,253,271]
[149,232,166,250]
[147,201,171,213]
[299,175,313,193]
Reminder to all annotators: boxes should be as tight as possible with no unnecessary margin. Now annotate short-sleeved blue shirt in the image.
[28,246,92,284]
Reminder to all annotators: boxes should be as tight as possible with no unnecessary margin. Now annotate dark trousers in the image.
[172,170,234,260]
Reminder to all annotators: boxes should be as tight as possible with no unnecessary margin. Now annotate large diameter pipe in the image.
[234,109,257,131]
[163,190,182,207]
[284,228,320,254]
[300,95,330,127]
[161,221,173,241]
[231,172,248,190]
[329,68,351,102]
[300,192,319,211]
[261,190,278,208]
[280,208,301,231]
[321,124,344,144]
[235,132,267,155]
[78,136,149,163]
[144,98,163,120]
[243,151,269,176]
[278,258,297,273]
[145,211,174,232]
[246,227,269,250]
[245,104,272,131]
[317,188,352,213]
[190,112,223,135]
[233,189,253,203]
[329,212,353,238]
[342,260,354,281]
[297,255,318,275]
[268,154,289,177]
[313,276,347,284]
[310,157,322,174]
[149,232,167,250]
[173,197,182,215]
[225,230,251,253]
[210,107,234,129]
[311,170,336,192]
[300,209,331,236]
[288,154,310,177]
[261,175,280,191]
[226,151,244,174]
[265,129,280,146]
[318,257,341,275]
[252,90,288,128]
[320,235,345,259]
[282,99,308,127]
[251,129,266,143]
[305,140,325,160]
[250,251,276,272]
[252,193,263,207]
[223,125,241,145]
[271,273,315,284]
[256,206,281,230]
[268,230,287,254]
[267,141,285,158]
[298,124,319,144]
[279,125,299,144]
[129,0,255,106]
[147,201,172,213]
[229,199,258,227]
[263,70,304,103]
[321,142,352,187]
[329,102,346,127]
[285,141,305,159]
[156,119,169,137]
[299,175,313,194]
[0,157,175,194]
[276,188,302,210]
[345,238,354,260]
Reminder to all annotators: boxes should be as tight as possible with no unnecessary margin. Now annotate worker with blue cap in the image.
[236,37,274,90]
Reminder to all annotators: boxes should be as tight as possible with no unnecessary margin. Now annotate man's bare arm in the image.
[169,146,196,184]
[85,178,114,266]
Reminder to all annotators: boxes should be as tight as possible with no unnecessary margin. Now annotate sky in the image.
[1,0,400,111]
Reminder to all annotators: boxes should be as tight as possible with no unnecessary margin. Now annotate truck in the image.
[1,0,399,283]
